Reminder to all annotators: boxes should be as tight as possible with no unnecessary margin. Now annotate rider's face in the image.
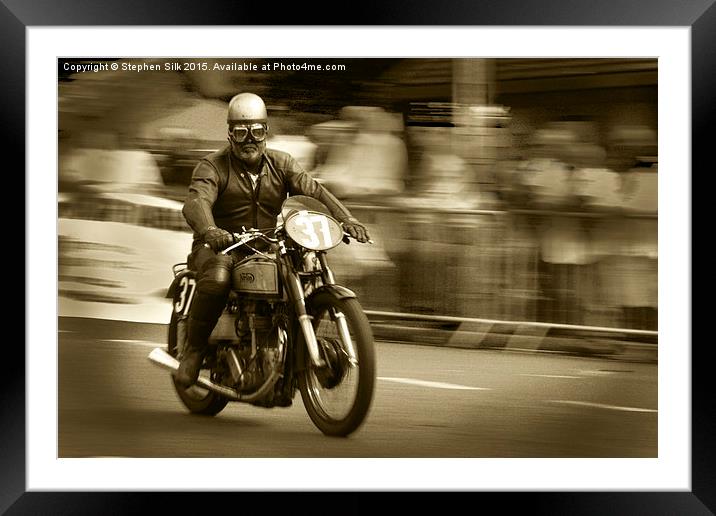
[230,123,267,166]
[234,139,265,165]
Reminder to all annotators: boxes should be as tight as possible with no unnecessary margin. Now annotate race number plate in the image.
[285,210,343,251]
[174,275,196,315]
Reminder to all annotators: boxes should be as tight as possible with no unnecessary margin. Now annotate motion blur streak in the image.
[548,400,658,413]
[377,377,492,390]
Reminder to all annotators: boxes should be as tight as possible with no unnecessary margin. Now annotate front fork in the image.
[280,250,358,368]
[318,254,358,366]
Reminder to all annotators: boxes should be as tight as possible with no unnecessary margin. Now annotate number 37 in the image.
[294,214,333,248]
[174,276,196,315]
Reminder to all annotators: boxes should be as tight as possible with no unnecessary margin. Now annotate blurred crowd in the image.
[494,122,658,330]
[297,107,657,331]
[58,100,658,331]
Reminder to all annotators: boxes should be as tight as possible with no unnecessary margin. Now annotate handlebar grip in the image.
[342,232,374,245]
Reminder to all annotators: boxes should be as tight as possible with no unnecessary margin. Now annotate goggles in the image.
[229,123,268,143]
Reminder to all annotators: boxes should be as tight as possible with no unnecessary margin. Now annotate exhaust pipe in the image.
[147,347,280,402]
[147,347,243,400]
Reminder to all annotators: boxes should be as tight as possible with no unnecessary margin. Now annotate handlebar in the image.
[200,227,278,255]
[205,226,373,254]
[222,228,279,255]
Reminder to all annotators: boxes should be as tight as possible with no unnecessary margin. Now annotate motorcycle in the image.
[147,195,376,437]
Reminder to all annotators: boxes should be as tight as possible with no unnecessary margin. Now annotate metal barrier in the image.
[343,203,658,332]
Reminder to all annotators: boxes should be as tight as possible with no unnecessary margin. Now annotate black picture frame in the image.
[10,1,707,514]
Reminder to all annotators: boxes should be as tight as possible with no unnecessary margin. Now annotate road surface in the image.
[58,317,657,458]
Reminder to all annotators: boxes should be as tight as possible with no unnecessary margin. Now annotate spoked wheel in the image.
[168,310,229,416]
[298,292,376,437]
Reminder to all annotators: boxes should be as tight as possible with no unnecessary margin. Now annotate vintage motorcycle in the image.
[147,196,376,437]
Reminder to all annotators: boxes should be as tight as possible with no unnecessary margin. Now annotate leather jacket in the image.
[183,145,355,250]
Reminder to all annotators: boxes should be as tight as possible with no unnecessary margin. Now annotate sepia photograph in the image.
[57,55,660,459]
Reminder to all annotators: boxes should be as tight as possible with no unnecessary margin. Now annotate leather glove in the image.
[342,217,371,243]
[202,225,235,252]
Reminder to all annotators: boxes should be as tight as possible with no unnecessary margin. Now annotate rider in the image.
[175,92,371,388]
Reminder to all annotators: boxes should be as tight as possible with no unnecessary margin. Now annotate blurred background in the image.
[58,57,657,333]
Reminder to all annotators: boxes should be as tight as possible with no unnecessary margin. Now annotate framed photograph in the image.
[13,0,706,513]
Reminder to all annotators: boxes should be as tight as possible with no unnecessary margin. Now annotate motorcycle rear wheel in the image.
[168,310,229,416]
[298,293,376,437]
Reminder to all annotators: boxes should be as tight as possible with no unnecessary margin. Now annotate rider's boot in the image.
[175,291,226,388]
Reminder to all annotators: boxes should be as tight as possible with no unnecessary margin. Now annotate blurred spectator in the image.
[59,129,173,227]
[566,125,658,330]
[308,119,358,171]
[266,133,318,174]
[517,125,592,325]
[387,125,502,315]
[264,107,320,172]
[150,127,201,188]
[519,127,582,210]
[60,130,164,195]
[609,126,658,330]
[404,126,499,210]
[310,106,407,200]
[570,142,623,327]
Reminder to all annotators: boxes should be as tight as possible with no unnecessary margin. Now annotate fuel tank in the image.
[231,255,281,297]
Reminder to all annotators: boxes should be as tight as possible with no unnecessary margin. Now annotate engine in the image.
[220,300,285,393]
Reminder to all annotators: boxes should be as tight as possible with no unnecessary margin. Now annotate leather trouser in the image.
[185,247,234,353]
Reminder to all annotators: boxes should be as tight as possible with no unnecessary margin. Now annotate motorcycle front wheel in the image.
[167,310,229,416]
[298,292,376,437]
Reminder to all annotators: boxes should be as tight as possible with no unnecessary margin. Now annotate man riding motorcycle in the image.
[176,92,371,388]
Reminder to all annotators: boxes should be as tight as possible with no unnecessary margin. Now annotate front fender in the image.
[306,284,356,303]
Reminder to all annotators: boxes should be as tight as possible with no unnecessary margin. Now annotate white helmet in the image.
[227,92,268,125]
